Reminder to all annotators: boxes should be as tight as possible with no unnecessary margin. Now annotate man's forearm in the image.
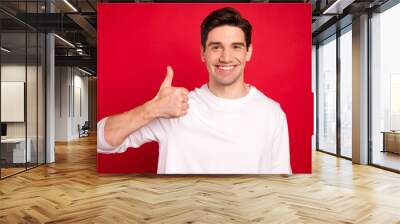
[102,66,189,148]
[104,100,159,147]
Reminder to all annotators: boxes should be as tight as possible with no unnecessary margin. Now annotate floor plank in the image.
[1,135,400,223]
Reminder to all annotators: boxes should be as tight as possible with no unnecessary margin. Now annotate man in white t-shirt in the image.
[97,7,291,174]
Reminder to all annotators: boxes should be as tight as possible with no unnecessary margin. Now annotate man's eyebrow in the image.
[207,42,246,47]
[232,42,246,46]
[207,42,222,47]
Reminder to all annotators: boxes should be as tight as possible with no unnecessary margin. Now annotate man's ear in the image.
[201,46,205,62]
[245,44,253,62]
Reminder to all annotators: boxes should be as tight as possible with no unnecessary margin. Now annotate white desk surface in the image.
[1,138,27,143]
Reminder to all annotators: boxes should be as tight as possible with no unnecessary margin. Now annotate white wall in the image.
[55,67,89,141]
[73,73,89,137]
[312,45,316,150]
[55,66,69,141]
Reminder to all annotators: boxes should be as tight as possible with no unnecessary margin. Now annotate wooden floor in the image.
[1,135,400,223]
[0,167,26,178]
[372,150,400,171]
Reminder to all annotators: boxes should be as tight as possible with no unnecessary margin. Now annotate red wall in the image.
[97,3,313,173]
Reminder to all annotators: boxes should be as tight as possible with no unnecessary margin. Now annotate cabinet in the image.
[382,131,400,154]
[0,138,32,165]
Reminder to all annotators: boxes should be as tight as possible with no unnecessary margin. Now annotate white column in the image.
[46,33,55,163]
[352,14,369,164]
[46,1,55,163]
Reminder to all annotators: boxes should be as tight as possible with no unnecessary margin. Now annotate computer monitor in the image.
[1,123,7,137]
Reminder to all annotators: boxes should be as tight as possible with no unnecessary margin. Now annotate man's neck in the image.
[207,81,250,99]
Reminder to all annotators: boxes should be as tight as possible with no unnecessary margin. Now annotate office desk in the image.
[382,131,400,154]
[1,138,31,163]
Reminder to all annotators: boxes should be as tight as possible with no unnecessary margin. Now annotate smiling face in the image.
[201,25,253,87]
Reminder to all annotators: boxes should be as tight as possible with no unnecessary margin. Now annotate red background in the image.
[97,3,312,173]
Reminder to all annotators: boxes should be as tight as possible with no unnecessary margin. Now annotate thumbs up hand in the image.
[151,66,189,118]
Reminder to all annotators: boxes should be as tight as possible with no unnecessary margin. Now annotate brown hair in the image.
[201,7,252,50]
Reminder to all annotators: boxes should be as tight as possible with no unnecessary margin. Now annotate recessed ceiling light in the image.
[54,34,75,48]
[323,0,355,15]
[78,67,93,76]
[63,0,78,12]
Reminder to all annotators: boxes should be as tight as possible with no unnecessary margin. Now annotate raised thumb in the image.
[160,66,174,88]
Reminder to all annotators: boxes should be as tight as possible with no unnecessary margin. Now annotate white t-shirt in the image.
[97,84,291,174]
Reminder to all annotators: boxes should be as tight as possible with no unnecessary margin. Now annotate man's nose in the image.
[219,49,233,63]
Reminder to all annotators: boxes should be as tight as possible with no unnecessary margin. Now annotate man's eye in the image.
[211,46,220,50]
[233,45,243,49]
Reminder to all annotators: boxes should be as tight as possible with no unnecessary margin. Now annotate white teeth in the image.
[218,65,234,71]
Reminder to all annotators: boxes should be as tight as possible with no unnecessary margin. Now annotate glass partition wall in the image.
[339,27,352,159]
[316,0,400,172]
[316,26,353,159]
[370,2,400,171]
[317,35,337,155]
[0,1,46,179]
